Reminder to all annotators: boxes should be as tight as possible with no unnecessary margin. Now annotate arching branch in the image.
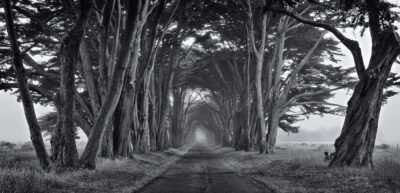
[267,7,366,78]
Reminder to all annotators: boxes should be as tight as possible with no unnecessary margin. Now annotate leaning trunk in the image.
[4,0,50,170]
[330,31,400,167]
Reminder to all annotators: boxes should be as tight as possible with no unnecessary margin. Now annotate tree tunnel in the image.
[168,88,233,148]
[3,0,390,171]
[184,126,215,145]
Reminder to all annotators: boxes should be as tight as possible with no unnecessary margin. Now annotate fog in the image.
[194,129,208,144]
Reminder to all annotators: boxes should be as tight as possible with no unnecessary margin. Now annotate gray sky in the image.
[1,23,400,145]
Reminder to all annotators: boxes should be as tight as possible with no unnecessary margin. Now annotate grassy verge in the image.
[215,144,400,193]
[0,146,189,193]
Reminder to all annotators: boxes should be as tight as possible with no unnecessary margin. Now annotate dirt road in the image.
[135,144,269,193]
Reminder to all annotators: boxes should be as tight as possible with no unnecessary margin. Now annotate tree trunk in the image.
[243,78,251,151]
[235,107,248,151]
[239,88,251,151]
[265,17,287,154]
[164,127,170,149]
[59,0,93,168]
[157,74,172,150]
[79,0,142,169]
[50,113,63,164]
[139,72,151,152]
[98,0,117,158]
[149,74,158,151]
[50,93,64,166]
[115,81,134,156]
[79,41,101,115]
[116,27,143,156]
[266,109,279,153]
[4,0,50,170]
[255,57,267,153]
[246,2,268,153]
[100,124,114,157]
[171,87,185,148]
[330,31,400,167]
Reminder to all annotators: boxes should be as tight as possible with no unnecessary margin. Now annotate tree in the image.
[243,0,269,153]
[1,0,191,170]
[264,17,355,153]
[79,0,144,169]
[58,0,93,168]
[268,0,400,167]
[3,0,50,170]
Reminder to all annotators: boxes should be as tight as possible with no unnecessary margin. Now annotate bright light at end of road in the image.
[195,129,207,144]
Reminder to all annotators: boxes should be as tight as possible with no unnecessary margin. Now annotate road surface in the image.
[135,144,269,193]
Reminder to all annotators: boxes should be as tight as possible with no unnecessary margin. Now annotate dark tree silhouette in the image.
[3,0,50,170]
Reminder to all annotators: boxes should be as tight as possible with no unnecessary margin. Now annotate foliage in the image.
[0,141,16,152]
[376,144,390,150]
[20,142,35,151]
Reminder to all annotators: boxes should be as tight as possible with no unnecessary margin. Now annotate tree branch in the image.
[269,7,366,78]
[0,82,54,99]
[283,86,345,108]
[291,101,346,108]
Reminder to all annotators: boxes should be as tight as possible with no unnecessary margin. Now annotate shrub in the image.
[323,151,334,162]
[300,143,308,146]
[275,146,287,151]
[20,142,35,151]
[377,144,390,150]
[0,141,16,152]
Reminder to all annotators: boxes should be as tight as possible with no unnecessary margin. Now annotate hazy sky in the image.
[0,92,50,143]
[1,23,400,145]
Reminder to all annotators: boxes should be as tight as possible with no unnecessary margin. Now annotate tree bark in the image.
[149,74,158,151]
[50,93,64,166]
[3,0,50,170]
[116,62,136,157]
[330,31,400,167]
[139,69,152,152]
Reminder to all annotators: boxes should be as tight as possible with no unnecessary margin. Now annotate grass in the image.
[0,145,189,193]
[0,167,76,193]
[215,143,400,193]
[3,143,398,193]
